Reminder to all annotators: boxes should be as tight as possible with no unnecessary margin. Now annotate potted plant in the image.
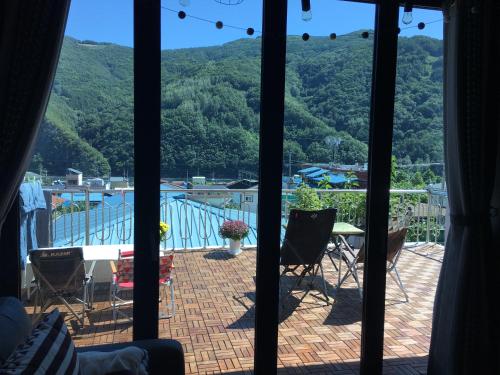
[219,220,249,256]
[159,221,170,248]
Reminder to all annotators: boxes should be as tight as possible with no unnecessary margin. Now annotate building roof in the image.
[282,176,302,185]
[25,171,41,178]
[66,168,82,175]
[306,169,330,178]
[110,176,128,182]
[297,166,321,174]
[311,173,351,185]
[192,185,227,190]
[227,179,258,190]
[60,192,111,203]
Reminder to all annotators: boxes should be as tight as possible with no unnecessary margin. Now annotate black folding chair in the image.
[29,247,95,327]
[280,208,337,306]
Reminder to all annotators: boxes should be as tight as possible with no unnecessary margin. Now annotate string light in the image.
[400,18,441,32]
[161,5,442,41]
[162,6,260,34]
[214,0,244,4]
[301,0,312,22]
[402,2,413,25]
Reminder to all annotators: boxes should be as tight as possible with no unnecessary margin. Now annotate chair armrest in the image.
[77,339,184,375]
[109,260,117,274]
[86,260,97,279]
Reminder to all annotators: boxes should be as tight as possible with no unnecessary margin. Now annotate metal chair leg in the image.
[170,280,175,317]
[351,266,363,299]
[318,263,329,303]
[389,267,409,302]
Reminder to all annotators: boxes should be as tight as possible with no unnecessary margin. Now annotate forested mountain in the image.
[31,33,443,177]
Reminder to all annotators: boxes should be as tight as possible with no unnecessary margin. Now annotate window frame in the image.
[0,0,444,373]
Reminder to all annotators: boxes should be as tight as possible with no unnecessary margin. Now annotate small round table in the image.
[327,222,364,288]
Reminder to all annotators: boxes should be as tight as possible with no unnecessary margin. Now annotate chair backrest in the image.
[356,227,408,265]
[386,227,408,264]
[280,208,337,266]
[115,254,134,284]
[159,254,174,279]
[115,251,174,284]
[29,247,85,293]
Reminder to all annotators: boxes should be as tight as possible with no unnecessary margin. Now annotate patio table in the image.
[326,222,364,288]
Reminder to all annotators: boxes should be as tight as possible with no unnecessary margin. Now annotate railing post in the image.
[85,189,90,245]
[70,192,74,245]
[426,190,431,243]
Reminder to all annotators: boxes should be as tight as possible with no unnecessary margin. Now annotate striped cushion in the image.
[0,308,79,375]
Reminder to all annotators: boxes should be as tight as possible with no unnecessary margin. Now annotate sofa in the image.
[0,297,185,375]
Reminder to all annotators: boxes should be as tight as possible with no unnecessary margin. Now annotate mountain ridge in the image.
[32,34,443,177]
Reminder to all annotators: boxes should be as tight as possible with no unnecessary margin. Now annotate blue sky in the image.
[66,0,443,50]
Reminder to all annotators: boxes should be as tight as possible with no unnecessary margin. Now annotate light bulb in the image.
[302,10,312,22]
[301,0,312,22]
[179,0,190,7]
[402,3,413,25]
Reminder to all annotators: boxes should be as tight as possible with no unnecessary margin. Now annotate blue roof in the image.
[60,192,109,204]
[282,176,303,184]
[297,166,321,174]
[52,189,260,249]
[312,173,351,184]
[306,169,330,178]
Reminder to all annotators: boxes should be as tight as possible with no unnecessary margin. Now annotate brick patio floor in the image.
[25,244,443,374]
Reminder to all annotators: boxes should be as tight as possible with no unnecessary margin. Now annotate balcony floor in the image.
[25,244,443,374]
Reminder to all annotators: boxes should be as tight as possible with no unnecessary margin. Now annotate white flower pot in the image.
[228,239,242,256]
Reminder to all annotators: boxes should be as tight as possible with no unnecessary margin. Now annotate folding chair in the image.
[337,227,409,301]
[280,208,337,306]
[29,247,95,327]
[109,250,175,322]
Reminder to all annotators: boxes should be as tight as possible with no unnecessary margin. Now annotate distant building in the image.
[427,182,448,209]
[109,176,129,189]
[226,179,258,190]
[65,168,83,186]
[86,178,109,190]
[24,171,42,183]
[189,185,230,207]
[298,163,366,188]
[227,179,259,213]
[192,176,206,185]
[331,164,368,188]
[282,175,302,189]
[297,166,322,177]
[297,167,352,187]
